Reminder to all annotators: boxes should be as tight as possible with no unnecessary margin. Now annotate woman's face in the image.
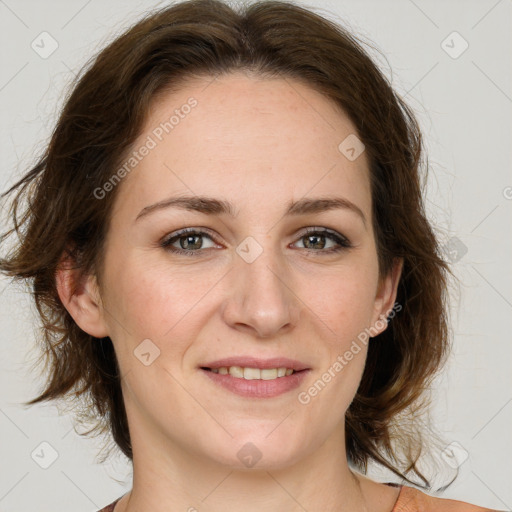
[75,71,401,470]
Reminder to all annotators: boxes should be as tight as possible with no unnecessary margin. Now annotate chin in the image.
[204,434,305,471]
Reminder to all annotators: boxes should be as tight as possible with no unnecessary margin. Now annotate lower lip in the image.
[200,368,311,398]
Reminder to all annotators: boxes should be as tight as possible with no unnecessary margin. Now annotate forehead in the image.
[114,72,372,222]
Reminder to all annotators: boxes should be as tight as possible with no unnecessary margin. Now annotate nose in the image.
[220,245,301,339]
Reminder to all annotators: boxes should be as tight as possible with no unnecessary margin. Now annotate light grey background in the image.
[0,0,510,511]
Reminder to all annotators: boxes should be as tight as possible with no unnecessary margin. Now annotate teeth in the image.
[209,366,295,380]
[230,366,244,378]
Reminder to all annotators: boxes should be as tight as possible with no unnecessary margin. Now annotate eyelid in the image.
[160,226,221,247]
[297,226,350,241]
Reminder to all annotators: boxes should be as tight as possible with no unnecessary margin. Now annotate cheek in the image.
[101,259,200,355]
[101,252,230,368]
[300,273,375,414]
[299,259,379,339]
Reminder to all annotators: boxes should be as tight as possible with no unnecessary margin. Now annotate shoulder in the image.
[393,485,505,512]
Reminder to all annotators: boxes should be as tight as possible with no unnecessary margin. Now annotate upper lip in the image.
[200,356,310,371]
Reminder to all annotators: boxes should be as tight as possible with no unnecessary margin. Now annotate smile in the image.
[200,367,310,398]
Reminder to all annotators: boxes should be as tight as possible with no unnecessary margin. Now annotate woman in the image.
[0,0,504,511]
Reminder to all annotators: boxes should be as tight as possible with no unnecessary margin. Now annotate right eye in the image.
[160,228,222,257]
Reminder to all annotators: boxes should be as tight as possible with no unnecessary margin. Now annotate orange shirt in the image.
[97,485,504,511]
[391,484,503,512]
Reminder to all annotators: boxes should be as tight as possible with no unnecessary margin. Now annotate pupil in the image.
[182,235,201,250]
[305,234,325,249]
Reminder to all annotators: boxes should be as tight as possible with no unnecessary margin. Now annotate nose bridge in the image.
[243,242,285,295]
[222,235,300,338]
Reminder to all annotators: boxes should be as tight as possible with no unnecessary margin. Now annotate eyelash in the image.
[160,227,352,257]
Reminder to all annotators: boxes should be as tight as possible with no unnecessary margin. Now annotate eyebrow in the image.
[135,195,367,227]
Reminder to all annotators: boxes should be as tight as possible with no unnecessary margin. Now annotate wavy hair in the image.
[0,0,452,489]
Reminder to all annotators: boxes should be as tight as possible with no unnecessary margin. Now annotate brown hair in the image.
[0,0,452,489]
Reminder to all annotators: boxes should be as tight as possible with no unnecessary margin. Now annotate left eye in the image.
[293,228,351,252]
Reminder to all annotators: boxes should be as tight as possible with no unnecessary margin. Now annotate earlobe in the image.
[55,254,109,339]
[371,257,403,336]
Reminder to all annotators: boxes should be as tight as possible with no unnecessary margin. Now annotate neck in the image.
[118,422,369,512]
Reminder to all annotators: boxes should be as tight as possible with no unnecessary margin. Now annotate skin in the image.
[57,70,403,512]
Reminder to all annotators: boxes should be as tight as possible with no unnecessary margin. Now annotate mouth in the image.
[199,365,311,398]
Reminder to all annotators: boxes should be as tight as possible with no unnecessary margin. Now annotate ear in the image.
[55,251,110,339]
[370,257,403,337]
